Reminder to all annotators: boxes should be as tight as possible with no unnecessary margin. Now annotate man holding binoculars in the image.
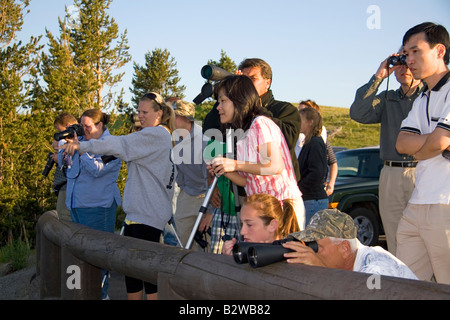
[349,49,422,256]
[282,209,417,280]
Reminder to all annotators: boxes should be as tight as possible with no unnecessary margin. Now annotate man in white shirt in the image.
[283,209,418,280]
[395,22,450,285]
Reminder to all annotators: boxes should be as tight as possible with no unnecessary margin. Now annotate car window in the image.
[337,151,382,178]
[337,154,359,177]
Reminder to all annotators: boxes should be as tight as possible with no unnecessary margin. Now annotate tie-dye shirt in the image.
[236,116,301,201]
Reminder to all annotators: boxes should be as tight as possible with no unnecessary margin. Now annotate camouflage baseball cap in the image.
[172,100,195,121]
[290,209,357,242]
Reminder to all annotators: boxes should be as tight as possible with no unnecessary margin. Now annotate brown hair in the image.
[299,99,321,113]
[243,194,300,239]
[81,109,110,132]
[238,58,273,83]
[298,107,323,145]
[54,112,78,127]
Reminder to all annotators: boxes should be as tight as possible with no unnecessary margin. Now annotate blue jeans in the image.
[70,203,117,299]
[304,199,329,226]
[163,216,180,246]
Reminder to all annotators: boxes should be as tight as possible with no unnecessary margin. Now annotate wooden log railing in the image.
[36,210,450,300]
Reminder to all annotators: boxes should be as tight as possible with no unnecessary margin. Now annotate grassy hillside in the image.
[320,106,380,149]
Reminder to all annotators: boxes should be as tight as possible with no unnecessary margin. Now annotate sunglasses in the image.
[142,92,164,109]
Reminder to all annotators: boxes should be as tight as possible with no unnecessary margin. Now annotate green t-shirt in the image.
[204,139,236,216]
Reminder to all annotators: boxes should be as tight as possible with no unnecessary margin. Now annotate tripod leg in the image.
[167,219,183,247]
[231,182,242,241]
[185,176,218,249]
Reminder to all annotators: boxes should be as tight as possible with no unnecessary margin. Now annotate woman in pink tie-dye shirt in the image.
[209,75,305,229]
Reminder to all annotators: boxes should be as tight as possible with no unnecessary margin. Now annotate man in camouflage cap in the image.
[283,209,418,279]
[289,208,357,242]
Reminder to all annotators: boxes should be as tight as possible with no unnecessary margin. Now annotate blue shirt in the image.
[60,129,122,209]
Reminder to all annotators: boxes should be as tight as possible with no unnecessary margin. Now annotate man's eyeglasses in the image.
[142,92,164,109]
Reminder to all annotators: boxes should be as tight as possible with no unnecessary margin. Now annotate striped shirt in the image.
[236,116,301,201]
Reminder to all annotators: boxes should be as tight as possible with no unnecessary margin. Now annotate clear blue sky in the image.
[18,0,450,109]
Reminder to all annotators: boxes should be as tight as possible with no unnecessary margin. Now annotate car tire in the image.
[347,207,379,246]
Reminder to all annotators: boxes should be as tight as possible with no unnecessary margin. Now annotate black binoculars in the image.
[232,238,318,268]
[388,54,407,67]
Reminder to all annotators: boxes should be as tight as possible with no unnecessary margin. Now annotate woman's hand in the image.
[222,238,237,256]
[211,156,237,176]
[59,133,80,156]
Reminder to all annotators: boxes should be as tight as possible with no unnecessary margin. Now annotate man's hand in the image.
[375,55,401,80]
[283,241,327,267]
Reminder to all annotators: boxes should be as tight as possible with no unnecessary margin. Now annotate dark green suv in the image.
[328,147,384,246]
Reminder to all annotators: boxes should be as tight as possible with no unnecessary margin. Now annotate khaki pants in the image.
[378,165,415,255]
[174,190,207,251]
[56,190,72,222]
[396,203,450,284]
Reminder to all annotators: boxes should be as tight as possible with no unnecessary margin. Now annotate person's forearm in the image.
[414,127,450,160]
[224,172,246,187]
[396,131,428,156]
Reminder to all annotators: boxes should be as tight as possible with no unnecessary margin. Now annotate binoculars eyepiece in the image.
[388,54,407,67]
[232,238,318,268]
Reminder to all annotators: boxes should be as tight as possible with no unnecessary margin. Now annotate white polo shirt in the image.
[400,72,450,205]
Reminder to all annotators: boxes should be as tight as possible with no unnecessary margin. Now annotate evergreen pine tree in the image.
[130,48,186,108]
[0,0,43,244]
[41,0,131,114]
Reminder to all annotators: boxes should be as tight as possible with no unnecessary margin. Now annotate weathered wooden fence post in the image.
[37,210,61,299]
[60,245,101,300]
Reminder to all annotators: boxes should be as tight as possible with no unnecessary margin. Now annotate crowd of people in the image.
[52,22,449,299]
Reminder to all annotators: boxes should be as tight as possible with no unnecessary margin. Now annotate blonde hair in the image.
[140,92,176,135]
[243,194,300,239]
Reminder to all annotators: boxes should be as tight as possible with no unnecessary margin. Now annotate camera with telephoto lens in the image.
[388,55,407,67]
[42,152,56,177]
[53,124,84,141]
[232,238,318,268]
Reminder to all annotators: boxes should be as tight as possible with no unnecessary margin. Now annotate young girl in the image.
[222,193,300,255]
[297,107,329,225]
[61,92,175,300]
[209,75,305,229]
